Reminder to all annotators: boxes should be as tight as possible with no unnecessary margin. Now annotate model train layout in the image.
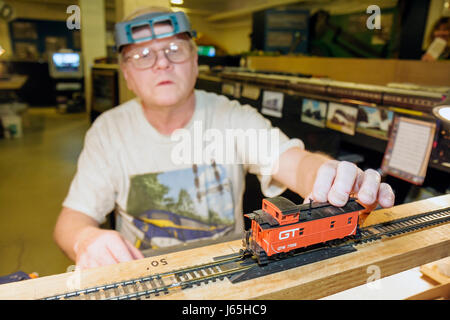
[1,195,449,300]
[242,197,370,265]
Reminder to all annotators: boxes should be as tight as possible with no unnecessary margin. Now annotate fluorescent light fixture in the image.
[170,0,184,5]
[433,95,450,123]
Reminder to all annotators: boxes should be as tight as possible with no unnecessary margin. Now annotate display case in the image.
[252,9,309,54]
[90,64,119,123]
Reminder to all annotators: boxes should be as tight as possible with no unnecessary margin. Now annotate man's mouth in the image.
[157,80,173,86]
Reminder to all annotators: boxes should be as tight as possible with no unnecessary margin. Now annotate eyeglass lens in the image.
[126,40,192,69]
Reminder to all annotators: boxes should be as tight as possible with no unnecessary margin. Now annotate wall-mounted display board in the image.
[197,69,450,179]
[9,18,80,61]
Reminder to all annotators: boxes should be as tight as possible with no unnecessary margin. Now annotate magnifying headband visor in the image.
[115,11,196,52]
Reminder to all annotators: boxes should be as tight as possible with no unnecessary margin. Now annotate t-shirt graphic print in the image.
[126,162,234,250]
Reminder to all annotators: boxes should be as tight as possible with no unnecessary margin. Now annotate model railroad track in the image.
[44,207,450,300]
[44,254,252,300]
[355,208,450,245]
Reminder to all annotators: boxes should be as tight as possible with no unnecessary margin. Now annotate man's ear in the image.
[120,62,129,81]
[120,63,134,92]
[193,53,199,77]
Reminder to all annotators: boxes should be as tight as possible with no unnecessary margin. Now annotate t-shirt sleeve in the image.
[62,122,116,224]
[228,102,304,197]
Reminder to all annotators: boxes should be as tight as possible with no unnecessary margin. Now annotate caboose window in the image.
[299,228,304,235]
[330,221,335,228]
[347,217,352,224]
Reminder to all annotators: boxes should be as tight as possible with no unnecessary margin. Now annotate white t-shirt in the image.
[63,90,304,250]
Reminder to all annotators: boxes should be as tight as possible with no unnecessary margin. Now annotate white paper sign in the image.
[388,121,432,176]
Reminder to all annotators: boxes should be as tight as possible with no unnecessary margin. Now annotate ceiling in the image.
[7,0,398,22]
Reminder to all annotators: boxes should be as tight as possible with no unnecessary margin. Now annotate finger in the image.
[302,193,313,204]
[106,235,135,263]
[123,239,145,259]
[77,252,99,270]
[76,254,89,270]
[358,169,381,205]
[328,161,358,206]
[352,168,365,194]
[312,160,339,202]
[93,249,118,267]
[86,258,101,270]
[377,182,395,208]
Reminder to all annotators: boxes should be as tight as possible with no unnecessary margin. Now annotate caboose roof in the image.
[265,197,298,215]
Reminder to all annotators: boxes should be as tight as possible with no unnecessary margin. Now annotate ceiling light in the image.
[170,0,184,5]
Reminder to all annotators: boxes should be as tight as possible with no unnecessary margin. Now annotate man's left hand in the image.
[305,160,395,208]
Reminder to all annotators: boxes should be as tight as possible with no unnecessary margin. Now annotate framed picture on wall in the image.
[261,90,284,118]
[12,21,38,39]
[301,98,327,128]
[14,42,39,60]
[326,102,358,135]
[356,105,394,140]
[45,36,68,57]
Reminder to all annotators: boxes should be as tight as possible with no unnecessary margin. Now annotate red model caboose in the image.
[243,197,371,265]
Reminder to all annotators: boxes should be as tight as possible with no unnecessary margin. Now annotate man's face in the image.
[434,23,450,42]
[120,25,198,108]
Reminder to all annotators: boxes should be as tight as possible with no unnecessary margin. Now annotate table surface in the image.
[0,75,28,90]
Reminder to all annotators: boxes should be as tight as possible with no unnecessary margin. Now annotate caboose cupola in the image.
[262,197,300,225]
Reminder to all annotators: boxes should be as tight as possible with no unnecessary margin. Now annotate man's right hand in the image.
[54,207,144,270]
[73,226,144,270]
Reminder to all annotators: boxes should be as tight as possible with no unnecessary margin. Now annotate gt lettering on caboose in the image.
[279,228,300,240]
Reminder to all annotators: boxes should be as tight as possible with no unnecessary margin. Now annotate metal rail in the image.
[44,207,450,300]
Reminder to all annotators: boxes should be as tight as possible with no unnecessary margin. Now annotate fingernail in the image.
[313,192,327,202]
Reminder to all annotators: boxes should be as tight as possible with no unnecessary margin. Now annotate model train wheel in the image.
[242,230,252,248]
[257,251,269,266]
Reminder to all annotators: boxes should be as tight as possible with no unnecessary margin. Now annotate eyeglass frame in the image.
[120,38,197,70]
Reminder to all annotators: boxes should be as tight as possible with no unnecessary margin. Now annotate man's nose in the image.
[153,50,171,69]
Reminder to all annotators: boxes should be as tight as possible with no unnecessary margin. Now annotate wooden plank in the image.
[0,194,449,300]
[405,282,450,300]
[420,257,450,285]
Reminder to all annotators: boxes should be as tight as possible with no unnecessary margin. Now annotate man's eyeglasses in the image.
[122,39,195,70]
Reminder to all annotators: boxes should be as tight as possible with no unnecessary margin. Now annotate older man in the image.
[54,7,394,270]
